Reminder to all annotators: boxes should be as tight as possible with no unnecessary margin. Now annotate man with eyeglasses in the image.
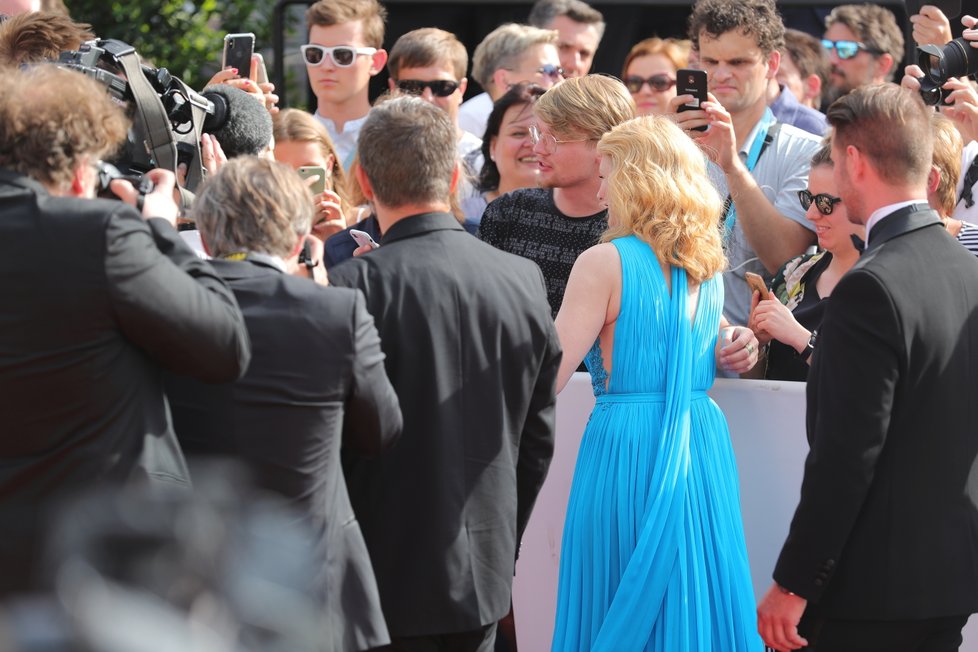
[821,4,904,107]
[303,0,388,172]
[674,0,821,331]
[478,75,634,319]
[459,23,562,140]
[386,27,486,231]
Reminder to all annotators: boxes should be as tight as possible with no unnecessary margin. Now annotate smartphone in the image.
[253,52,269,85]
[298,165,329,194]
[676,68,709,132]
[350,229,379,250]
[745,271,768,298]
[222,33,255,77]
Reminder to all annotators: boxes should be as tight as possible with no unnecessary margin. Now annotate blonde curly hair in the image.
[598,115,726,284]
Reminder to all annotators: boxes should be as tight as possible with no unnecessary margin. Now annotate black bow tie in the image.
[850,234,865,253]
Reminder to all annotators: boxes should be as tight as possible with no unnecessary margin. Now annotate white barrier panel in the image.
[513,374,978,650]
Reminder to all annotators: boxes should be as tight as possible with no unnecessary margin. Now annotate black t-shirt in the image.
[477,188,607,318]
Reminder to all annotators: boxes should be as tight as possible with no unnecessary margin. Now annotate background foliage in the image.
[66,0,288,91]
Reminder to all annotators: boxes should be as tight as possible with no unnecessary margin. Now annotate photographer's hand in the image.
[910,6,953,47]
[110,169,179,227]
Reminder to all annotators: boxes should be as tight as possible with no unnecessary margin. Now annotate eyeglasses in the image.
[528,124,590,154]
[395,79,460,97]
[798,189,842,215]
[536,64,565,80]
[820,39,882,60]
[623,75,677,94]
[300,44,377,67]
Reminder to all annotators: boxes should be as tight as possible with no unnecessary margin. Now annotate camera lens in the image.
[916,39,978,106]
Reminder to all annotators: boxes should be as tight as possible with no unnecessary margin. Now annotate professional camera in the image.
[916,38,978,106]
[57,39,214,193]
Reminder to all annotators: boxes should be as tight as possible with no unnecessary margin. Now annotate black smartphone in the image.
[676,68,709,132]
[222,33,255,77]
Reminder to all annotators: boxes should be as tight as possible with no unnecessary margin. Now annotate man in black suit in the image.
[758,83,978,651]
[0,66,250,591]
[166,156,401,651]
[329,96,561,651]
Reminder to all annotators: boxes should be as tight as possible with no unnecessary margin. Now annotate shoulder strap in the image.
[958,153,978,210]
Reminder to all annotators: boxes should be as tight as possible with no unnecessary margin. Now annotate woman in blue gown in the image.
[551,116,763,651]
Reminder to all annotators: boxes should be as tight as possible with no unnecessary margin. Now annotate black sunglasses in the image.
[396,79,460,97]
[623,74,677,94]
[798,189,842,215]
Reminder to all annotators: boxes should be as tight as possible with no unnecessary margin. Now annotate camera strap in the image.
[109,43,178,174]
[958,153,978,210]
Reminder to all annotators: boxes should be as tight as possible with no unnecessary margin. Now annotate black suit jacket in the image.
[0,170,250,592]
[329,212,561,637]
[166,258,401,651]
[0,169,250,498]
[774,205,978,620]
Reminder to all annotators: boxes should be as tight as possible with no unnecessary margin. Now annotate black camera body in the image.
[57,39,214,192]
[916,38,978,106]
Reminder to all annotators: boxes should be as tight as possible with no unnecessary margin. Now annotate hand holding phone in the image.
[222,33,255,77]
[676,68,709,132]
[350,229,379,250]
[298,166,330,195]
[745,271,768,298]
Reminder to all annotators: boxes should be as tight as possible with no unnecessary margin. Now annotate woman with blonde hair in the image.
[551,115,762,651]
[272,108,354,239]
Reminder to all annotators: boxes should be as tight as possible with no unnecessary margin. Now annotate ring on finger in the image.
[745,342,755,355]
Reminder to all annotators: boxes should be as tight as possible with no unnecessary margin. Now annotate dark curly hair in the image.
[687,0,784,56]
[478,82,546,193]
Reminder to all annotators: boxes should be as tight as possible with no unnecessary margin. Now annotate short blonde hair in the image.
[930,112,962,219]
[193,157,313,259]
[534,74,635,141]
[598,116,726,284]
[621,37,691,79]
[306,0,386,49]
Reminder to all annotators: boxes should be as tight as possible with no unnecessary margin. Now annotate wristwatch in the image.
[797,330,817,362]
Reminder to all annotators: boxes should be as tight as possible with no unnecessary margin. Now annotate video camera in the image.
[57,39,212,193]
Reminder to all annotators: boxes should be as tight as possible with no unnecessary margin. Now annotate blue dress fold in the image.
[552,236,762,651]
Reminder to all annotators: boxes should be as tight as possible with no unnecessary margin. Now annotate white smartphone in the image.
[222,33,255,76]
[350,229,379,249]
[253,52,269,84]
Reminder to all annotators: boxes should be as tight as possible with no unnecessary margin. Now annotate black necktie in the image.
[850,234,865,253]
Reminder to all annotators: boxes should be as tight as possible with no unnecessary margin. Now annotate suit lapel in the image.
[863,205,941,255]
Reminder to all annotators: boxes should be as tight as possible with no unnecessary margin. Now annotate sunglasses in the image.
[798,189,842,215]
[820,39,882,60]
[623,75,677,94]
[396,79,460,97]
[301,44,377,67]
[537,64,564,80]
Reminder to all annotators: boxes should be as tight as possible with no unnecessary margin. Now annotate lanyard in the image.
[222,251,287,272]
[723,109,778,240]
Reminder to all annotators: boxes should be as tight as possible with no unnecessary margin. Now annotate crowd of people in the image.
[1,0,978,650]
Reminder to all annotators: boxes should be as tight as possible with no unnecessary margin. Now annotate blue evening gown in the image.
[551,235,762,651]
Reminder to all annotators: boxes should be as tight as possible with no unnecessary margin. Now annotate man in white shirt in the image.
[303,0,388,171]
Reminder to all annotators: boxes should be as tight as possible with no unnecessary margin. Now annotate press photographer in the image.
[0,64,251,594]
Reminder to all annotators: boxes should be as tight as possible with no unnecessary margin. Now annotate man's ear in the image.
[68,161,90,198]
[355,163,375,201]
[448,162,460,194]
[457,77,468,96]
[875,53,894,82]
[369,49,388,76]
[927,165,941,195]
[765,49,781,80]
[803,73,822,104]
[846,144,865,180]
[491,68,509,95]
